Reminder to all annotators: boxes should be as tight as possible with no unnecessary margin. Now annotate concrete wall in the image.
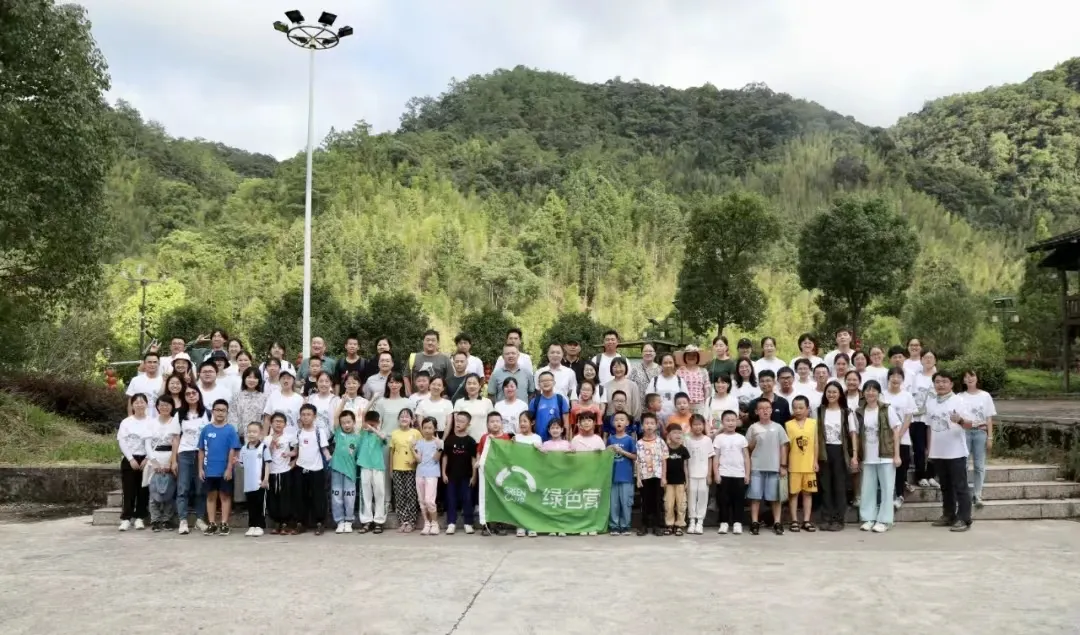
[0,465,119,504]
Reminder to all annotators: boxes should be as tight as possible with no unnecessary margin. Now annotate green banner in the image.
[481,439,614,534]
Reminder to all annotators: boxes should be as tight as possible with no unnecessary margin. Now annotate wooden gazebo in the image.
[1026,229,1080,390]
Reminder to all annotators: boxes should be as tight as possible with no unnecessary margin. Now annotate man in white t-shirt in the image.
[775,367,798,412]
[453,333,486,378]
[592,330,626,386]
[197,361,233,411]
[493,328,534,374]
[152,337,188,376]
[536,343,578,399]
[126,352,164,414]
[925,372,972,532]
[823,328,856,376]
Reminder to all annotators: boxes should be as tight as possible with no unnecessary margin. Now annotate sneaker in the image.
[445,523,456,535]
[203,522,217,536]
[493,525,505,536]
[335,522,345,534]
[718,522,729,535]
[587,531,598,536]
[974,496,984,509]
[772,522,784,535]
[178,520,189,535]
[314,523,324,536]
[927,478,940,488]
[245,527,255,537]
[464,524,475,535]
[852,497,861,507]
[195,518,209,532]
[152,522,163,533]
[872,522,888,533]
[556,532,566,537]
[950,521,971,533]
[905,482,916,493]
[219,524,231,536]
[931,516,954,527]
[732,522,743,535]
[918,479,931,487]
[860,521,874,531]
[893,496,904,510]
[750,522,760,536]
[516,528,526,537]
[419,522,431,536]
[527,530,538,537]
[134,518,145,530]
[118,519,131,532]
[344,521,354,533]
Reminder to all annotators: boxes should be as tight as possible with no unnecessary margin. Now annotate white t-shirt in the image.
[860,405,902,464]
[240,442,268,492]
[793,379,817,398]
[570,434,605,452]
[650,374,685,415]
[685,434,715,479]
[494,353,534,375]
[707,394,740,429]
[295,427,327,471]
[926,393,968,460]
[494,399,529,436]
[731,382,762,411]
[144,416,181,468]
[513,433,542,449]
[306,393,340,438]
[266,429,297,475]
[957,390,997,427]
[713,433,749,479]
[790,355,824,372]
[824,349,855,375]
[117,415,150,461]
[416,397,455,433]
[339,395,370,416]
[454,398,495,441]
[465,355,485,377]
[177,410,209,453]
[126,374,163,406]
[260,360,296,384]
[906,372,935,421]
[845,392,861,412]
[754,357,786,378]
[861,366,889,389]
[903,359,924,382]
[593,353,624,386]
[199,382,233,411]
[821,408,847,445]
[536,365,578,399]
[263,391,304,430]
[408,392,430,410]
[881,389,916,445]
[776,390,799,413]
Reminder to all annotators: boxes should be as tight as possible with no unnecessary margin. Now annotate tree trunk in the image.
[851,304,861,345]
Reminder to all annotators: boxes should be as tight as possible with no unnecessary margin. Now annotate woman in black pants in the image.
[117,394,152,531]
[815,382,854,531]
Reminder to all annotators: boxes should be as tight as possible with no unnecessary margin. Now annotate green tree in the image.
[250,286,351,356]
[157,303,233,346]
[798,196,918,338]
[674,191,779,337]
[539,312,612,353]
[1007,220,1061,363]
[902,259,979,359]
[353,291,430,355]
[458,308,516,366]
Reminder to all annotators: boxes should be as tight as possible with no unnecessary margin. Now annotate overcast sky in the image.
[80,0,1080,160]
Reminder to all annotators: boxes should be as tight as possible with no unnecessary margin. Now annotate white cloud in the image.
[79,0,1080,159]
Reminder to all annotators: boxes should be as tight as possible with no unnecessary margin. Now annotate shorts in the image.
[789,471,818,494]
[203,476,234,494]
[747,471,780,501]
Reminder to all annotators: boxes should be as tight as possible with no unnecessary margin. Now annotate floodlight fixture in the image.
[337,25,354,38]
[273,21,289,34]
[285,10,305,23]
[318,11,337,26]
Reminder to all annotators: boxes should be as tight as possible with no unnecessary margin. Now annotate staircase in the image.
[91,462,1080,527]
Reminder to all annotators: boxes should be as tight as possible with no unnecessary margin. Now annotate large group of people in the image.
[114,326,996,537]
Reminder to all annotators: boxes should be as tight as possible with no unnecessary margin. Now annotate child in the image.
[478,411,512,536]
[785,396,819,532]
[636,413,668,536]
[356,410,388,533]
[390,408,422,533]
[643,393,667,437]
[442,411,478,535]
[265,412,298,534]
[606,412,638,535]
[295,403,331,535]
[603,391,636,440]
[663,423,690,536]
[667,393,693,434]
[511,413,542,537]
[144,397,179,532]
[713,411,749,534]
[330,410,361,533]
[409,370,431,409]
[413,417,443,535]
[685,413,715,534]
[239,422,270,537]
[197,399,241,536]
[746,399,790,535]
[569,380,604,438]
[570,411,605,453]
[541,419,571,453]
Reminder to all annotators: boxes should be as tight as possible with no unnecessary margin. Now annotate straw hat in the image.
[675,344,711,366]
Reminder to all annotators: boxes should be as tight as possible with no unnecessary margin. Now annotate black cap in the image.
[209,350,231,368]
[566,339,581,346]
[737,338,753,348]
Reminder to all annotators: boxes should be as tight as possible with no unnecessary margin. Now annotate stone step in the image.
[902,481,1080,503]
[903,464,1061,484]
[107,490,122,507]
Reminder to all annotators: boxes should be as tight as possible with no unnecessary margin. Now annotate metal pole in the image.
[302,46,315,360]
[139,280,148,353]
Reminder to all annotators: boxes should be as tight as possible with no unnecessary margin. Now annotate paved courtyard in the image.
[997,399,1079,425]
[1,517,1079,634]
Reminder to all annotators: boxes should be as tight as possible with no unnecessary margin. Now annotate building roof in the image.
[1027,228,1080,270]
[1027,228,1080,253]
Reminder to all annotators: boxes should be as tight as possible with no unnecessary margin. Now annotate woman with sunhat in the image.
[675,345,712,418]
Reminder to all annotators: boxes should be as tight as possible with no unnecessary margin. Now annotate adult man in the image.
[188,328,228,366]
[564,339,587,385]
[775,367,799,412]
[591,330,626,386]
[411,329,451,383]
[337,335,365,387]
[487,345,535,403]
[454,333,485,377]
[493,328,534,374]
[152,337,188,376]
[536,343,578,399]
[445,351,471,403]
[823,328,856,376]
[926,371,973,532]
[747,370,791,426]
[299,336,337,381]
[197,360,233,410]
[126,352,164,414]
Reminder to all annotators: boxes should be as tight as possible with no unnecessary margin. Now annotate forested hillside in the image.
[87,64,1050,365]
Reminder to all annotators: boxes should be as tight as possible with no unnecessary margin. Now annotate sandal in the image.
[402,523,414,534]
[789,521,800,532]
[674,527,684,536]
[357,524,370,534]
[373,524,384,534]
[270,526,281,535]
[802,522,817,533]
[663,527,673,536]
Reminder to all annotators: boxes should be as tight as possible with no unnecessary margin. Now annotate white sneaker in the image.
[178,520,189,535]
[587,531,597,536]
[860,521,874,531]
[516,528,526,537]
[893,496,904,510]
[718,522,729,535]
[694,521,703,534]
[344,522,354,533]
[133,518,145,530]
[556,532,567,536]
[928,478,940,488]
[335,522,345,534]
[527,530,537,537]
[118,519,131,532]
[732,522,742,535]
[445,523,456,535]
[419,522,430,535]
[872,522,888,533]
[464,524,475,535]
[244,527,255,537]
[918,478,931,487]
[253,527,264,537]
[195,518,209,532]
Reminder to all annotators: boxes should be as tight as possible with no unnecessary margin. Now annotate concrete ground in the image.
[2,518,1079,635]
[997,399,1079,424]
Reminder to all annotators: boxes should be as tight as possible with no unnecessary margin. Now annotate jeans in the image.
[938,456,972,524]
[148,472,176,525]
[330,471,357,524]
[859,462,896,525]
[175,451,205,521]
[445,478,473,526]
[610,482,633,532]
[966,429,988,498]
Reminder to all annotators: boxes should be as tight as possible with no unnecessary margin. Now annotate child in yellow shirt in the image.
[389,408,422,533]
[785,396,819,532]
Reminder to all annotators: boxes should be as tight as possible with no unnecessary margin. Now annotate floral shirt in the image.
[676,366,709,405]
[629,362,661,398]
[229,390,267,432]
[635,437,668,480]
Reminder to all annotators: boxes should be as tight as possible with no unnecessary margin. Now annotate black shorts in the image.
[203,476,234,494]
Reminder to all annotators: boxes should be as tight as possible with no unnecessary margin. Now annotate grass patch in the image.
[1002,368,1080,397]
[0,394,119,464]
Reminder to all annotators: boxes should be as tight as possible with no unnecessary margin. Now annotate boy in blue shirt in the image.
[605,411,638,535]
[198,399,241,536]
[529,371,570,441]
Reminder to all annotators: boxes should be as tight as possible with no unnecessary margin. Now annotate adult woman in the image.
[907,350,938,488]
[307,371,340,438]
[854,381,902,533]
[730,358,761,417]
[648,353,684,416]
[117,394,152,531]
[260,341,296,382]
[373,372,412,436]
[851,351,870,384]
[844,370,863,411]
[144,397,180,531]
[815,381,854,531]
[958,369,997,508]
[881,367,915,509]
[753,337,785,378]
[494,377,528,436]
[706,374,739,436]
[223,338,244,381]
[336,372,369,419]
[577,361,604,402]
[416,376,454,436]
[174,385,209,535]
[162,374,187,410]
[170,353,196,386]
[453,374,493,441]
[262,358,282,396]
[675,345,711,417]
[790,333,823,370]
[863,347,889,388]
[262,370,303,431]
[229,367,267,433]
[569,379,604,438]
[707,336,736,384]
[363,352,395,401]
[792,358,816,398]
[903,338,924,380]
[604,358,641,418]
[629,343,661,397]
[832,353,851,381]
[222,350,254,395]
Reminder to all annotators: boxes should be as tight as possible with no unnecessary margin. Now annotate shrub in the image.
[940,351,1007,395]
[0,373,126,433]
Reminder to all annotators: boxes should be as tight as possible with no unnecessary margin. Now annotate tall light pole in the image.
[274,10,353,359]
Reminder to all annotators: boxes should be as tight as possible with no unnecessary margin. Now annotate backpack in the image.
[592,353,627,375]
[648,374,685,395]
[529,393,570,421]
